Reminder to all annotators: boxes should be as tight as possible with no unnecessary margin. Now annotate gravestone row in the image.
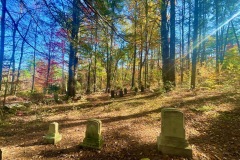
[40,108,192,158]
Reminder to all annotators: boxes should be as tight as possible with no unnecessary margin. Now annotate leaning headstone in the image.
[157,108,192,158]
[80,119,103,149]
[43,122,62,144]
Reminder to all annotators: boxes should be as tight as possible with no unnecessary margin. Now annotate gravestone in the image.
[111,90,115,98]
[124,88,127,94]
[157,108,192,157]
[119,89,123,97]
[43,122,62,144]
[80,119,103,149]
[141,85,145,92]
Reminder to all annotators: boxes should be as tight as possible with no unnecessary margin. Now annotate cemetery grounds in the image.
[0,87,240,160]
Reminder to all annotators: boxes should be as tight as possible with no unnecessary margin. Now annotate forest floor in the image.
[0,87,240,160]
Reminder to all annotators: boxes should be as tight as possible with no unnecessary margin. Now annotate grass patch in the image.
[193,104,216,112]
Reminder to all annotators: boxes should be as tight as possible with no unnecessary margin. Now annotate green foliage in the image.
[222,46,240,85]
[194,105,215,112]
[164,81,175,92]
[48,85,61,94]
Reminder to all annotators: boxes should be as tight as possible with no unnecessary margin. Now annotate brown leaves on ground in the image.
[0,88,240,160]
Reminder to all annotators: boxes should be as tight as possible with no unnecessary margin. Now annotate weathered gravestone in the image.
[119,89,123,97]
[111,90,115,98]
[43,122,62,144]
[80,119,103,149]
[124,88,128,94]
[157,108,192,158]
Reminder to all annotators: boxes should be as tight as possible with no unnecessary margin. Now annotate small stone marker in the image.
[80,119,103,149]
[43,122,62,144]
[157,108,192,157]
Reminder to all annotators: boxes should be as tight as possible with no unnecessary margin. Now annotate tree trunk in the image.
[10,25,17,94]
[31,28,37,93]
[215,0,220,74]
[67,0,80,97]
[170,0,176,87]
[191,0,199,89]
[15,21,31,92]
[0,0,6,90]
[180,0,185,85]
[132,1,137,88]
[160,0,170,88]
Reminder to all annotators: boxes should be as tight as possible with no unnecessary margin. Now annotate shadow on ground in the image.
[188,92,240,159]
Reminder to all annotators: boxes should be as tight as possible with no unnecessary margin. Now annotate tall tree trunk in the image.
[170,0,176,86]
[10,25,17,94]
[160,0,170,89]
[138,23,143,87]
[187,0,191,71]
[180,0,185,85]
[15,21,31,92]
[144,0,149,88]
[31,28,37,93]
[106,29,110,92]
[0,0,6,90]
[191,0,199,89]
[215,0,220,74]
[93,15,98,92]
[132,1,137,88]
[67,0,80,97]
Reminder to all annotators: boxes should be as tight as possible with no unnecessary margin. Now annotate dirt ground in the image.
[0,88,240,160]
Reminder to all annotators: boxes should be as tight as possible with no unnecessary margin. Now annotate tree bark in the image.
[67,0,80,97]
[0,0,6,90]
[191,0,199,89]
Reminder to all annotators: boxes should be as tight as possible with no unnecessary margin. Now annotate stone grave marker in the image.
[124,88,127,94]
[157,108,192,157]
[43,122,62,144]
[80,119,103,149]
[119,89,123,97]
[111,90,115,98]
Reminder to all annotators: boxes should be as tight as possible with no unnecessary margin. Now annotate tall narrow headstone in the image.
[43,122,62,144]
[80,119,103,149]
[157,108,192,157]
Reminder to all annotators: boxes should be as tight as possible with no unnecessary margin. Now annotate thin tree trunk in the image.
[31,28,37,93]
[180,0,185,85]
[15,21,31,92]
[0,0,6,91]
[170,0,176,86]
[132,1,137,88]
[10,26,17,94]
